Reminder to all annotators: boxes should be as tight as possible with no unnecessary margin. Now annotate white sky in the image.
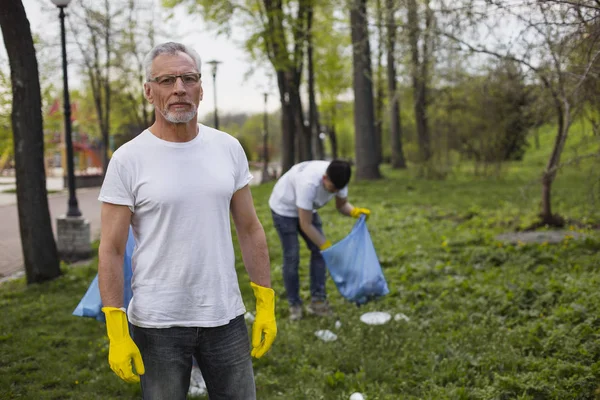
[0,0,279,119]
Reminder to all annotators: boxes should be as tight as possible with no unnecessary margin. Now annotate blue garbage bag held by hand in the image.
[321,215,389,305]
[72,227,136,321]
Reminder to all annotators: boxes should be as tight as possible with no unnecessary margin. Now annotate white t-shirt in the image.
[98,125,253,328]
[268,160,348,218]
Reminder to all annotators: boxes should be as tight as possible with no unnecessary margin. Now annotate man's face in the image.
[143,52,203,124]
[322,175,338,193]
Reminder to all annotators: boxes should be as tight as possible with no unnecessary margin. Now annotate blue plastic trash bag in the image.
[72,227,135,322]
[322,215,389,305]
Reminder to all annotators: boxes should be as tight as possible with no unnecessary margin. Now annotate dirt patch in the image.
[495,230,587,244]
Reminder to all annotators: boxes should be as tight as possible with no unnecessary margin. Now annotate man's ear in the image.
[143,83,154,104]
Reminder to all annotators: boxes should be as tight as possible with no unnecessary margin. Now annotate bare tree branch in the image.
[543,0,600,11]
[572,48,600,97]
[436,29,542,73]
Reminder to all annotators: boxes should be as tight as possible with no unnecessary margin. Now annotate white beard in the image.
[161,103,198,124]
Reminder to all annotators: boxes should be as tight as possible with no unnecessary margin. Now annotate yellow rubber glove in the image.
[350,207,371,219]
[319,240,332,251]
[250,282,277,358]
[102,307,145,383]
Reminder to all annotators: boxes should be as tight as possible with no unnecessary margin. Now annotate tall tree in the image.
[0,0,61,283]
[385,0,407,168]
[374,0,384,165]
[306,0,324,160]
[350,0,381,179]
[407,0,433,164]
[112,0,156,133]
[263,0,311,168]
[69,0,121,174]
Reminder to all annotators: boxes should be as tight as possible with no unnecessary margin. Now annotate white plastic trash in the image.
[188,366,207,397]
[335,320,342,329]
[360,311,391,325]
[394,313,410,322]
[350,393,365,400]
[244,312,255,323]
[315,329,338,342]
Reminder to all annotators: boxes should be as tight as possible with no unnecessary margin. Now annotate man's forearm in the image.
[98,248,125,308]
[238,223,271,288]
[300,223,327,248]
[338,201,354,217]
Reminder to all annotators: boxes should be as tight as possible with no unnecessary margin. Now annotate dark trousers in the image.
[271,210,327,306]
[132,314,255,400]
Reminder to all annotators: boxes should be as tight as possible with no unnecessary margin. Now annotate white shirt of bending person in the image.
[269,160,348,218]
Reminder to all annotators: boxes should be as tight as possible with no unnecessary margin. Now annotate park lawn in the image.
[2,136,600,399]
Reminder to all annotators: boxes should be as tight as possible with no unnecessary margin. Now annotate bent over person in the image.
[97,42,276,400]
[268,160,371,321]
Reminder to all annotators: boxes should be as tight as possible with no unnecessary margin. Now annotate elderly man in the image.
[97,42,276,400]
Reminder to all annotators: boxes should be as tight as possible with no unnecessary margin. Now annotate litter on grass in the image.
[360,311,391,325]
[314,330,338,342]
[335,320,342,329]
[394,313,410,322]
[244,312,255,323]
[350,393,365,400]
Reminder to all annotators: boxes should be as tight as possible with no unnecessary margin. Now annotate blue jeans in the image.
[271,210,327,306]
[131,314,255,400]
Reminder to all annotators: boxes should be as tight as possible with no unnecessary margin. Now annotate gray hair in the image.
[143,42,202,81]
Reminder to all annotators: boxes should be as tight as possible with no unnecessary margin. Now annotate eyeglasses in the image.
[147,73,202,87]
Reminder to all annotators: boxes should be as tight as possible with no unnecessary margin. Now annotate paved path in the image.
[0,187,102,279]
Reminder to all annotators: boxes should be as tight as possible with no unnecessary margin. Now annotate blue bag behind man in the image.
[321,215,389,305]
[72,227,135,321]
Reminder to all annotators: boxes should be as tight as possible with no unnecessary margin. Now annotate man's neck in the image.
[149,118,199,143]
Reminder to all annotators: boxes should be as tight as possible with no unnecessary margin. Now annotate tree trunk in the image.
[541,101,570,226]
[75,2,112,174]
[290,72,309,163]
[263,0,307,174]
[328,109,339,159]
[0,0,61,283]
[276,70,296,173]
[421,1,433,160]
[350,0,381,180]
[307,4,324,160]
[385,0,407,169]
[374,0,384,166]
[407,0,432,163]
[329,123,338,159]
[103,0,111,174]
[87,31,108,173]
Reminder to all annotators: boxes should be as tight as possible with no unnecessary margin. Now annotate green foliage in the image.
[313,3,352,121]
[237,135,253,162]
[204,111,282,162]
[1,141,599,398]
[432,60,534,166]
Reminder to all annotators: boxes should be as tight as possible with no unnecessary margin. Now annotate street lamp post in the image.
[52,0,80,217]
[206,60,221,130]
[52,0,91,262]
[261,93,270,183]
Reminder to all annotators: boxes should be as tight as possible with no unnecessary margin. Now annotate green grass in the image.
[1,127,600,399]
[1,189,61,194]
